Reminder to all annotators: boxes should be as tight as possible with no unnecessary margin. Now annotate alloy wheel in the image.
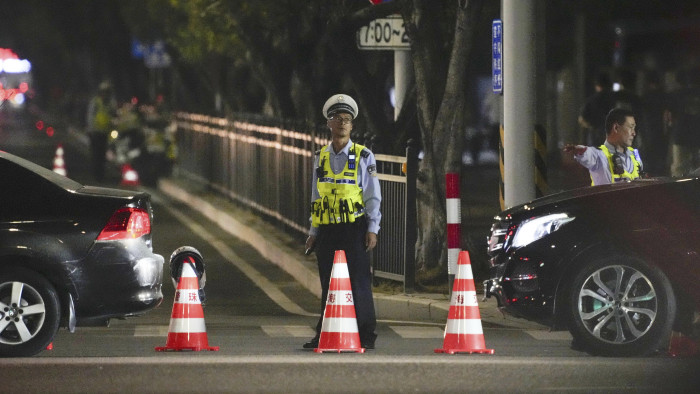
[577,265,657,344]
[0,281,47,345]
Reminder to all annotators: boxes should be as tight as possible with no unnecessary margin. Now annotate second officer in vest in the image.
[565,108,643,185]
[303,94,382,350]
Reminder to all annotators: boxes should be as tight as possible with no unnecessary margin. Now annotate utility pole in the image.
[503,0,538,208]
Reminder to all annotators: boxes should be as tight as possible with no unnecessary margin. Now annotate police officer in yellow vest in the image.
[86,81,117,182]
[565,108,643,185]
[303,94,382,350]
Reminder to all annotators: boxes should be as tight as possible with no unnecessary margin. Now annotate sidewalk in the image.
[157,176,547,330]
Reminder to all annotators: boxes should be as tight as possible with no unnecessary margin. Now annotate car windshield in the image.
[0,151,83,191]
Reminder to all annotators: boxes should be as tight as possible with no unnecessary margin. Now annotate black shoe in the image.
[302,337,319,349]
[361,341,375,350]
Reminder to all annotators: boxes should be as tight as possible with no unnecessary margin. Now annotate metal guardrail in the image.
[173,112,417,292]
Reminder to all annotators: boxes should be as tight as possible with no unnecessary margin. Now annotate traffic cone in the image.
[120,163,140,186]
[155,256,219,351]
[668,331,699,357]
[52,144,67,176]
[435,251,494,354]
[315,250,365,353]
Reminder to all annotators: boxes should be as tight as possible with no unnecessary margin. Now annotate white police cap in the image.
[322,94,359,119]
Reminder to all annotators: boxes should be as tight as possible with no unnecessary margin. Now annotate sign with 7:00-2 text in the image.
[356,16,409,50]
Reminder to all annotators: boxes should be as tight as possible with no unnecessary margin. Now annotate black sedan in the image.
[484,177,700,356]
[0,151,164,357]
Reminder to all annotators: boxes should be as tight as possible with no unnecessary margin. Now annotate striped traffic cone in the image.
[435,251,494,354]
[120,163,140,186]
[315,250,365,353]
[155,257,218,352]
[668,331,699,357]
[52,144,67,176]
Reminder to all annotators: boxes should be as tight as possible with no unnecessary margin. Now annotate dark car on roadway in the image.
[0,151,164,357]
[484,177,700,357]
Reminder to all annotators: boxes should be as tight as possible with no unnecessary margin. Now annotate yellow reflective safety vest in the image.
[94,97,112,132]
[311,143,367,226]
[592,145,641,185]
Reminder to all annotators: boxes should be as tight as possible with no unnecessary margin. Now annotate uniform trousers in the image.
[313,216,377,344]
[89,131,108,182]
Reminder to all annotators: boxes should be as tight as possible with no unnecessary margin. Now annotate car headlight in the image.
[511,213,574,248]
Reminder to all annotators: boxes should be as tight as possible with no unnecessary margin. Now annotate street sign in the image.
[357,16,409,50]
[143,40,171,69]
[131,39,145,59]
[492,19,503,93]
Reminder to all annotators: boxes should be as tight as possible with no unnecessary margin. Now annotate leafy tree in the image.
[119,0,490,282]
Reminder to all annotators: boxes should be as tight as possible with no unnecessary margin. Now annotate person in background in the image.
[86,81,117,182]
[565,108,643,185]
[303,94,381,350]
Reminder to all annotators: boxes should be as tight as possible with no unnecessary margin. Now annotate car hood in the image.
[498,177,685,219]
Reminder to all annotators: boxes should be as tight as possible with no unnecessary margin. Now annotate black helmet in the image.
[169,246,205,281]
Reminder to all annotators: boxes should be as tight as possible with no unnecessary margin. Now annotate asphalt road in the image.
[1,108,698,393]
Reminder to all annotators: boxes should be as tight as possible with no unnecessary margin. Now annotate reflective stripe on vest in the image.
[592,145,641,186]
[311,143,366,226]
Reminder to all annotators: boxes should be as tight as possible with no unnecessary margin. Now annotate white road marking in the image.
[390,326,444,338]
[135,324,446,339]
[261,325,316,338]
[134,326,170,337]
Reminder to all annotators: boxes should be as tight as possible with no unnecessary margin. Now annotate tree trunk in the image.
[404,0,484,281]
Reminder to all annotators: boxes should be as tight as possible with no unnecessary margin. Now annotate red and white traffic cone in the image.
[668,331,699,358]
[315,250,365,353]
[155,256,218,352]
[120,163,140,186]
[52,144,67,177]
[435,251,494,354]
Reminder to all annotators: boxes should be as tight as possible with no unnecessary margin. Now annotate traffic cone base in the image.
[156,259,218,352]
[316,331,366,353]
[314,250,365,354]
[156,332,217,352]
[435,251,494,355]
[668,331,699,358]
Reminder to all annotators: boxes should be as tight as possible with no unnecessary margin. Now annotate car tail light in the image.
[97,207,151,241]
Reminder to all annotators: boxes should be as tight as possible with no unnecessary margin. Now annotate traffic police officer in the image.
[565,108,643,185]
[303,94,382,349]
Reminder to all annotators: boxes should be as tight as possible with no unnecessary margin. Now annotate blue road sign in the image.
[492,19,503,94]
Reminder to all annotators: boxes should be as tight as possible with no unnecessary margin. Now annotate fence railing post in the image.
[403,139,418,294]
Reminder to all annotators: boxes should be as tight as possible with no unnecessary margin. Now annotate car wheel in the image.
[566,255,676,357]
[0,269,61,357]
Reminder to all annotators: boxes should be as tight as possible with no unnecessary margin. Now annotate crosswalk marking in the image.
[131,325,570,341]
[134,326,170,337]
[389,326,444,339]
[261,325,317,338]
